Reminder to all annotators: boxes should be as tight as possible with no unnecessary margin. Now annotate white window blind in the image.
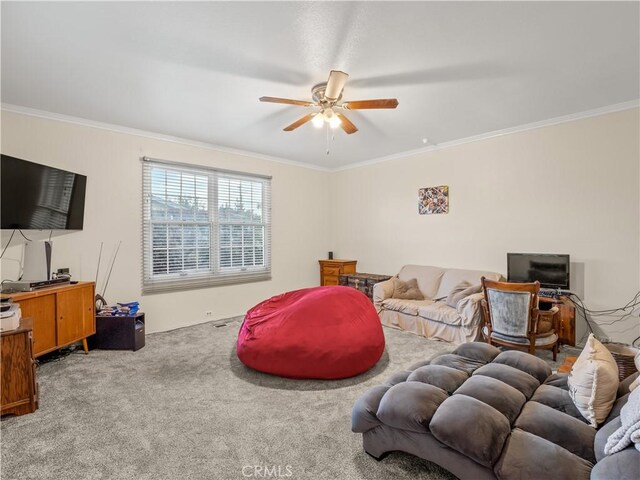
[142,157,271,294]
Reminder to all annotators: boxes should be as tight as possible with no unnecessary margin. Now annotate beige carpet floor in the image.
[1,318,577,480]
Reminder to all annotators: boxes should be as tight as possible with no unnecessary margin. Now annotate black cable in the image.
[0,230,16,258]
[569,292,639,347]
[18,230,32,241]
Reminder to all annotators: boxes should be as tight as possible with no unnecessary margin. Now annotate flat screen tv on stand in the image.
[507,253,570,294]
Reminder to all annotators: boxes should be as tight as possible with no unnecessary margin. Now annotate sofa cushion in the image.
[473,363,540,399]
[435,268,501,300]
[430,353,487,375]
[398,265,446,300]
[417,301,466,326]
[530,384,588,422]
[381,298,432,316]
[430,395,510,468]
[451,342,501,363]
[407,365,469,394]
[494,429,592,480]
[595,416,621,462]
[492,350,552,384]
[591,447,640,480]
[567,333,619,427]
[391,277,424,300]
[376,382,448,433]
[514,401,596,462]
[454,375,527,424]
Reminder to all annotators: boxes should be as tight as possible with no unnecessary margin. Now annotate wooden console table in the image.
[540,296,576,346]
[319,259,356,286]
[2,282,96,357]
[1,317,38,416]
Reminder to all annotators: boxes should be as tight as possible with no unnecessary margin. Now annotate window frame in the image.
[141,157,271,294]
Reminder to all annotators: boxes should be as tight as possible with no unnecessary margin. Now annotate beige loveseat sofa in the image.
[373,265,503,344]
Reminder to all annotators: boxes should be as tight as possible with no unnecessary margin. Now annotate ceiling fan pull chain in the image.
[326,123,330,155]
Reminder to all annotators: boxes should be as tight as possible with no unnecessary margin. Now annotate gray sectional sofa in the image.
[352,342,639,480]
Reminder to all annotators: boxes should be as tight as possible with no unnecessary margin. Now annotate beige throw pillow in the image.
[391,278,425,300]
[567,334,620,427]
[446,282,482,308]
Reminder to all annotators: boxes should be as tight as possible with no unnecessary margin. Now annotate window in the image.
[142,158,271,294]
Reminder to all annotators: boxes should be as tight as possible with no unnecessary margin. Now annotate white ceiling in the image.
[2,2,639,169]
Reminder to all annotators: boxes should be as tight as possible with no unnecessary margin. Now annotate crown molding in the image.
[0,104,331,172]
[3,100,638,173]
[332,99,640,172]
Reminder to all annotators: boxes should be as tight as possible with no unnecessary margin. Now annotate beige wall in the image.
[0,111,331,333]
[331,108,640,344]
[2,108,639,343]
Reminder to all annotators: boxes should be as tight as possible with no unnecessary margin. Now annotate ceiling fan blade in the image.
[283,113,317,131]
[343,99,399,110]
[336,113,358,135]
[259,96,314,107]
[325,70,349,101]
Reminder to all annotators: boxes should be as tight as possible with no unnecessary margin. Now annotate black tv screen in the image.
[1,155,86,230]
[507,253,570,289]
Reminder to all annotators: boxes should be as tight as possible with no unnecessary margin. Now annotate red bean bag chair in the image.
[237,286,385,379]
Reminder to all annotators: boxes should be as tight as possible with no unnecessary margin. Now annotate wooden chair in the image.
[480,277,559,361]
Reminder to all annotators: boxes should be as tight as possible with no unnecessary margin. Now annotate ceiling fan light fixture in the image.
[311,113,324,128]
[329,115,341,129]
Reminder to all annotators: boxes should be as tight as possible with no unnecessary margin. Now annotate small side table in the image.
[319,259,357,286]
[339,273,393,301]
[89,313,145,351]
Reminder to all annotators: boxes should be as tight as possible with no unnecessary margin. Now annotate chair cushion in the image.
[567,334,619,427]
[483,326,558,346]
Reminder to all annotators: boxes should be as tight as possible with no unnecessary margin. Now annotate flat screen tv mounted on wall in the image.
[507,253,570,290]
[1,155,87,230]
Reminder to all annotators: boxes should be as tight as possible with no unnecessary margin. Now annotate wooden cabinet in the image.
[3,282,95,357]
[540,296,576,346]
[1,317,38,416]
[319,260,357,286]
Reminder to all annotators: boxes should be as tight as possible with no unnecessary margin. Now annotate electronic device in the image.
[0,303,21,332]
[1,154,87,230]
[2,277,70,292]
[23,240,54,281]
[507,253,570,290]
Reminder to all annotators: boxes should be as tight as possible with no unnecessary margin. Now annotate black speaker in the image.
[89,312,145,351]
[328,251,334,260]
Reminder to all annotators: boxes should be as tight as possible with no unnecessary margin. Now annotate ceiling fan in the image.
[259,70,398,135]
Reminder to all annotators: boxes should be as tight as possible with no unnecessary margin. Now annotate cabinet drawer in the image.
[323,267,341,276]
[324,276,339,286]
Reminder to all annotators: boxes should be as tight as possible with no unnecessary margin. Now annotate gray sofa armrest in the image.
[591,447,640,480]
[373,278,395,312]
[456,292,485,327]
